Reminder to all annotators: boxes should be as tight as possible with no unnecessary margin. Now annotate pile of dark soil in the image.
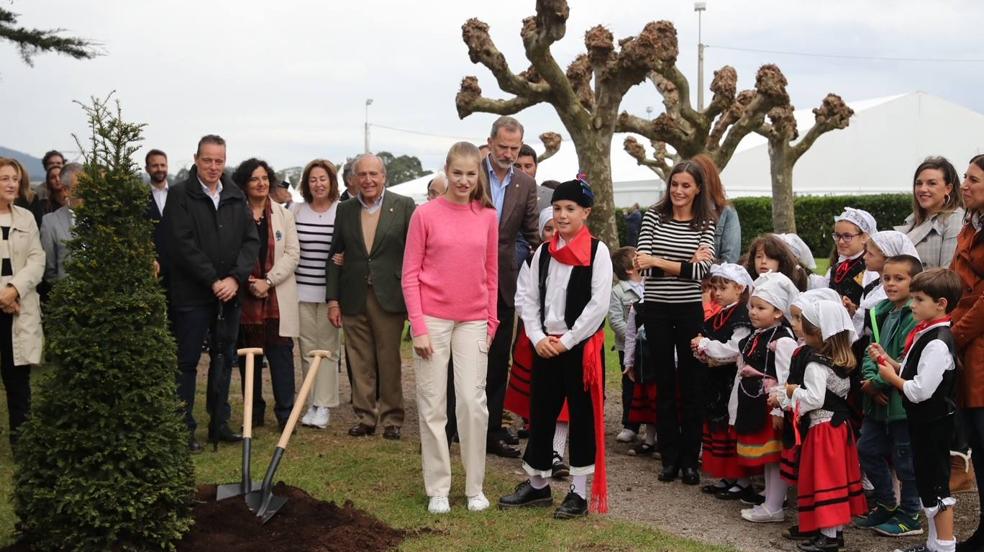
[180,483,405,552]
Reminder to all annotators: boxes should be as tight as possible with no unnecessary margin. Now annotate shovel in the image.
[216,347,264,501]
[246,349,331,523]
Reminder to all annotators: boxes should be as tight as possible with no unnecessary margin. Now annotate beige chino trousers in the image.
[297,302,340,408]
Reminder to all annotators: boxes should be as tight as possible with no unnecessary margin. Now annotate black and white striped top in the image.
[291,202,337,303]
[0,213,12,281]
[636,210,716,304]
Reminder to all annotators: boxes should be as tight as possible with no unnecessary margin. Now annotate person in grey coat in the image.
[40,162,83,285]
[896,156,965,269]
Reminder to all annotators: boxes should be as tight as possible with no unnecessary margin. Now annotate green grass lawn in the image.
[0,330,735,552]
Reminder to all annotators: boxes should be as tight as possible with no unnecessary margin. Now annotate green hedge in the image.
[615,193,913,257]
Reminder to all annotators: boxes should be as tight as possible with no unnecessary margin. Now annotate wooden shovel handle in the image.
[237,348,263,439]
[277,350,331,449]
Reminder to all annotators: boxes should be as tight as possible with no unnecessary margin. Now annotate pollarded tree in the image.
[13,95,194,551]
[456,0,685,244]
[618,64,791,180]
[537,131,562,163]
[758,94,854,233]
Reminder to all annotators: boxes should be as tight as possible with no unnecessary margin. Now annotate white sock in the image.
[925,505,939,547]
[572,475,587,499]
[530,475,549,489]
[820,526,838,539]
[764,464,788,513]
[936,538,956,552]
[644,424,656,445]
[553,422,569,458]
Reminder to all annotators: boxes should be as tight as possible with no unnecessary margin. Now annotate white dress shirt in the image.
[900,321,956,404]
[151,182,168,215]
[198,178,222,210]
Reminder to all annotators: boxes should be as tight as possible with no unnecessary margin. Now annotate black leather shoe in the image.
[383,426,401,440]
[498,480,552,509]
[502,428,520,445]
[554,490,588,519]
[348,423,376,437]
[551,452,570,479]
[188,437,203,454]
[488,438,521,458]
[796,534,841,552]
[210,426,243,443]
[658,465,679,482]
[783,525,818,541]
[681,467,700,485]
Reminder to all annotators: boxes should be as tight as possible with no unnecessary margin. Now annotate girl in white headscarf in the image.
[785,299,867,550]
[860,230,921,312]
[826,208,880,337]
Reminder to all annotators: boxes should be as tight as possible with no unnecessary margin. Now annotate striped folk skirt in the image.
[796,422,867,532]
[702,424,756,479]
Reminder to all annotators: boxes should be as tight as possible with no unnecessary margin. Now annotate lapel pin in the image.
[389,207,394,212]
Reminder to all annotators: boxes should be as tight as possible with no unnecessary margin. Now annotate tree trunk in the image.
[767,140,796,234]
[571,131,619,246]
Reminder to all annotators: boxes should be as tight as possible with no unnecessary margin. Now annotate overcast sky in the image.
[2,0,982,173]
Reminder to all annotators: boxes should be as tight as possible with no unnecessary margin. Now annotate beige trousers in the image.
[416,316,488,498]
[297,302,340,408]
[342,289,405,428]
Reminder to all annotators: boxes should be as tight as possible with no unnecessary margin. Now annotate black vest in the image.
[703,303,754,428]
[537,239,600,331]
[703,303,753,345]
[900,326,957,423]
[734,325,795,435]
[830,255,867,306]
[738,325,795,379]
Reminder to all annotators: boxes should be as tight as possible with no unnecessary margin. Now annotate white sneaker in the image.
[310,406,330,429]
[300,405,318,427]
[740,505,784,523]
[428,496,450,514]
[615,429,637,443]
[467,493,490,512]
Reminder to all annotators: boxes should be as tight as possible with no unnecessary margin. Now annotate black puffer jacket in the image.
[162,167,259,308]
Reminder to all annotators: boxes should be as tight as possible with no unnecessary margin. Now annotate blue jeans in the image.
[173,302,240,435]
[857,417,920,515]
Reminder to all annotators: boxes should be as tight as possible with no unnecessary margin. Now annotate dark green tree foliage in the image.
[0,8,100,66]
[377,151,432,185]
[13,96,194,551]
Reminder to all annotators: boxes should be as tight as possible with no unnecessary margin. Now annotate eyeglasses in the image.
[831,232,861,242]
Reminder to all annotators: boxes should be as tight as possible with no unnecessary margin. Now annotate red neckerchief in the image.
[548,225,592,266]
[903,316,951,356]
[711,303,737,332]
[833,255,862,285]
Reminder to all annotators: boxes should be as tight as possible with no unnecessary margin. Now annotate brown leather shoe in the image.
[383,426,401,440]
[951,451,976,493]
[347,423,376,437]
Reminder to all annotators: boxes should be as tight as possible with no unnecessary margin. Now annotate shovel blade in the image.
[216,480,262,501]
[258,495,288,524]
[244,489,265,513]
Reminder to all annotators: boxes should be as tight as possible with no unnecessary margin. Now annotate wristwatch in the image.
[264,277,273,287]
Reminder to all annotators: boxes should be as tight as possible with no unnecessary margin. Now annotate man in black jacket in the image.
[162,135,259,452]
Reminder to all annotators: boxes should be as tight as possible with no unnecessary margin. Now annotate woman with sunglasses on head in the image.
[633,160,718,485]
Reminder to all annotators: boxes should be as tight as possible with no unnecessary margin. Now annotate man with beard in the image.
[483,116,539,458]
[145,149,170,283]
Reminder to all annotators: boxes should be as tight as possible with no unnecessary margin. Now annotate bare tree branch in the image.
[456,76,542,118]
[538,132,562,162]
[790,93,854,163]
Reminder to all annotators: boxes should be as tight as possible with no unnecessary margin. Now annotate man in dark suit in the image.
[144,149,169,285]
[484,116,540,457]
[326,153,415,441]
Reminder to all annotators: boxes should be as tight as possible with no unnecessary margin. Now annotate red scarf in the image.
[549,225,592,266]
[902,316,951,356]
[582,328,608,513]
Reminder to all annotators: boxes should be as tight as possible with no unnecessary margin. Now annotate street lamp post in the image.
[364,98,374,153]
[694,2,707,111]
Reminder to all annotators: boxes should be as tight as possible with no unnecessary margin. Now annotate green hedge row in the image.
[615,193,913,257]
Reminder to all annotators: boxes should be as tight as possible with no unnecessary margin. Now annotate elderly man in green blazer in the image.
[326,153,415,440]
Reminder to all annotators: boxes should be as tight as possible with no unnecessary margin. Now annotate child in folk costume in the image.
[498,178,613,519]
[689,263,756,500]
[825,207,880,336]
[777,233,828,290]
[622,288,658,456]
[785,299,868,552]
[504,207,573,479]
[860,231,921,313]
[878,268,964,552]
[609,246,644,444]
[732,272,800,523]
[744,233,811,292]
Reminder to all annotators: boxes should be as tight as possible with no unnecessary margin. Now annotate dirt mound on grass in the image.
[180,483,405,552]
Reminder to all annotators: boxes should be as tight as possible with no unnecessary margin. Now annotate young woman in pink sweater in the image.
[402,141,499,514]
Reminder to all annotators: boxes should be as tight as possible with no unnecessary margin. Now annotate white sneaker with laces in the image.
[740,504,784,523]
[300,405,318,427]
[311,406,330,429]
[428,496,451,514]
[467,493,490,512]
[615,429,637,443]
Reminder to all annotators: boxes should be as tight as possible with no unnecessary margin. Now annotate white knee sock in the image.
[764,464,788,513]
[925,505,939,548]
[820,526,839,538]
[935,538,956,552]
[572,475,587,499]
[530,475,549,489]
[553,422,569,458]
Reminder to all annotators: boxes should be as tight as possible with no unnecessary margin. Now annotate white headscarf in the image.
[709,263,755,289]
[751,272,800,319]
[800,298,857,342]
[791,288,842,312]
[870,230,921,260]
[777,233,816,270]
[538,207,553,239]
[834,207,877,236]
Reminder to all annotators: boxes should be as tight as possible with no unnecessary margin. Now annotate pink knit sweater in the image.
[402,197,499,338]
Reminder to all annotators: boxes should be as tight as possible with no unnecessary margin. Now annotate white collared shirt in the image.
[198,177,222,210]
[357,188,385,214]
[900,320,955,404]
[152,182,169,215]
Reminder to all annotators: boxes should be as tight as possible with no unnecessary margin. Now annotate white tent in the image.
[390,92,984,207]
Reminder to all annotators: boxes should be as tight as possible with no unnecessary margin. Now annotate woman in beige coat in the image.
[232,158,300,431]
[0,158,45,445]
